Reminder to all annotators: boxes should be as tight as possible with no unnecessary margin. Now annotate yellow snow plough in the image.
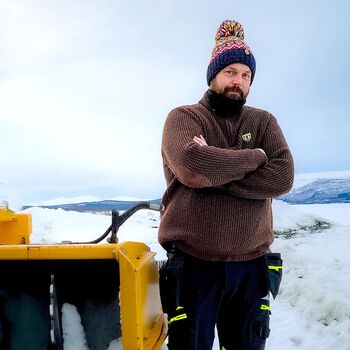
[0,203,167,350]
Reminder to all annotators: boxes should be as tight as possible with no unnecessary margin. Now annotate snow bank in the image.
[273,200,318,230]
[26,207,111,244]
[273,200,331,238]
[25,206,168,260]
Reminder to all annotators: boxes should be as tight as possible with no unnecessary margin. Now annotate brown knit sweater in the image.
[158,90,294,261]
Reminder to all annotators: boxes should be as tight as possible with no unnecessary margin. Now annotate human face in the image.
[210,63,251,100]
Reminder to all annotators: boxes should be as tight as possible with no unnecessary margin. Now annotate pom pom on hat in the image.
[207,19,256,86]
[215,19,245,41]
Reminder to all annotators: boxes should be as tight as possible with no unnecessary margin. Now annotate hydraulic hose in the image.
[70,201,164,244]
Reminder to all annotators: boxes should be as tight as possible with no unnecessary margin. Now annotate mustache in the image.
[223,85,244,97]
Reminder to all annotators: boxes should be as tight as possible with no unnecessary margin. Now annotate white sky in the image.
[1,0,349,202]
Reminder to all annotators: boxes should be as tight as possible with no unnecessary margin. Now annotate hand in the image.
[257,148,266,157]
[193,135,208,146]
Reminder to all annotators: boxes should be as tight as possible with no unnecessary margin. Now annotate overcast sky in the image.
[1,0,349,203]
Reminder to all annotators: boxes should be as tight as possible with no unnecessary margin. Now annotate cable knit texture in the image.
[159,90,294,261]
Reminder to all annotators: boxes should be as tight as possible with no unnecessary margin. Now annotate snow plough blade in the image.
[0,205,167,350]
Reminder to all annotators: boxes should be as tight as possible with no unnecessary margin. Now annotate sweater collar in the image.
[199,89,246,117]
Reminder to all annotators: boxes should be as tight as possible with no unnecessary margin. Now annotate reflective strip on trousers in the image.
[268,265,283,272]
[169,313,187,324]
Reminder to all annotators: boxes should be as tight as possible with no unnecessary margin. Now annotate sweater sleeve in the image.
[220,115,294,199]
[162,107,268,188]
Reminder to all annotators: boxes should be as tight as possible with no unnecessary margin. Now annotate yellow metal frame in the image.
[0,208,31,244]
[0,209,167,349]
[119,241,168,350]
[0,243,118,260]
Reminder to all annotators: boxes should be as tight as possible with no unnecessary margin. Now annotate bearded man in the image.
[159,19,294,350]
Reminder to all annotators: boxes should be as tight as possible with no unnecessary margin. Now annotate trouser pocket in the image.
[264,253,283,299]
[159,249,186,314]
[252,298,271,350]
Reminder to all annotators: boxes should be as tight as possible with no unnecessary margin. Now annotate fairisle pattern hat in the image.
[206,19,256,86]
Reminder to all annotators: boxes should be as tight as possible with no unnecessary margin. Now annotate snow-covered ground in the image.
[1,193,350,349]
[19,200,350,350]
[268,220,350,350]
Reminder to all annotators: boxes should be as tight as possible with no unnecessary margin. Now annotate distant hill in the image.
[23,199,162,213]
[280,177,350,204]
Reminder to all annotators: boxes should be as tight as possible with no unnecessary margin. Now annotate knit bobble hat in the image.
[206,19,256,86]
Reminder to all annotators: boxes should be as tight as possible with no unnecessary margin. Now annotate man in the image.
[158,19,294,350]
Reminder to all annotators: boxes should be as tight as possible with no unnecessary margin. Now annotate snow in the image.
[27,207,111,244]
[269,225,350,350]
[2,191,350,349]
[272,200,319,232]
[26,206,168,261]
[62,303,89,350]
[292,203,350,226]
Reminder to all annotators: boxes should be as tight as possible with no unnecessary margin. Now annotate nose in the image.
[230,75,243,86]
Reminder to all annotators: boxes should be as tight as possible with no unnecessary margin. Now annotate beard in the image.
[207,88,247,116]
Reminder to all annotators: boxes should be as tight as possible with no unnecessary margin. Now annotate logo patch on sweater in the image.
[242,133,251,142]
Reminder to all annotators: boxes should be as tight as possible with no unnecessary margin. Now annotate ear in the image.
[209,77,216,90]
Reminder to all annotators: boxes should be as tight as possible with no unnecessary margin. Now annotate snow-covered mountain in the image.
[280,170,350,204]
[281,178,350,204]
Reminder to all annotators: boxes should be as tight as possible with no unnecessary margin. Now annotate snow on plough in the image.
[0,202,167,350]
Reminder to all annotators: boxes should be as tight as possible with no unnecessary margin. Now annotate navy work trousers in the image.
[160,250,271,350]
